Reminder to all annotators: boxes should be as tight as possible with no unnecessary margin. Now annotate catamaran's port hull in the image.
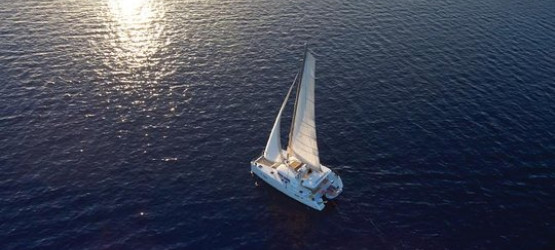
[250,162,326,211]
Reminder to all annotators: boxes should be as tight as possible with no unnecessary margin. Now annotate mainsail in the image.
[263,74,297,163]
[288,51,321,171]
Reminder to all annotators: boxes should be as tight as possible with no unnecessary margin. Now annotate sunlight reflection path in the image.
[106,0,166,69]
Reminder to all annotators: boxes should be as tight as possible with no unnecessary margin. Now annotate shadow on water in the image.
[249,173,333,246]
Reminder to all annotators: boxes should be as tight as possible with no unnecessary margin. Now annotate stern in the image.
[324,172,343,199]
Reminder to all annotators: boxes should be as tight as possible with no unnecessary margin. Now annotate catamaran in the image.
[251,49,343,210]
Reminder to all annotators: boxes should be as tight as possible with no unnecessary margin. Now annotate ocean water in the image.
[1,0,554,249]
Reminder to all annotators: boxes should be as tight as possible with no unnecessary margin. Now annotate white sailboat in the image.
[251,49,343,211]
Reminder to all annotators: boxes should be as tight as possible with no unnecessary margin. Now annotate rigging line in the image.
[263,70,299,161]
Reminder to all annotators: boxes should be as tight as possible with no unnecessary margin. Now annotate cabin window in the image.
[278,172,290,183]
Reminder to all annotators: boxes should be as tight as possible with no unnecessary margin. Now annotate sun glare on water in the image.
[110,0,150,17]
[106,0,166,68]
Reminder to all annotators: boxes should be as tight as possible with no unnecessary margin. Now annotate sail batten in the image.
[287,51,321,171]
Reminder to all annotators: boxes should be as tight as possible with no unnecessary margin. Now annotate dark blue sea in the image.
[1,0,554,249]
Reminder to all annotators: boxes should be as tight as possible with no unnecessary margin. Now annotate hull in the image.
[251,162,326,210]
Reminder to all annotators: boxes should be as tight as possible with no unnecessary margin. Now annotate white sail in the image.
[288,51,321,171]
[263,75,297,163]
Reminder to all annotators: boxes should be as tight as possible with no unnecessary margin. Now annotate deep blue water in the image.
[1,0,554,249]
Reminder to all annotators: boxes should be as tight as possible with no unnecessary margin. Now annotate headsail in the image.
[288,51,321,171]
[263,74,298,163]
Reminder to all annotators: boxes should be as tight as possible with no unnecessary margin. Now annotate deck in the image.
[254,156,281,168]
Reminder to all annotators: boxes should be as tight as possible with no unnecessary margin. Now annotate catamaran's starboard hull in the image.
[250,162,326,211]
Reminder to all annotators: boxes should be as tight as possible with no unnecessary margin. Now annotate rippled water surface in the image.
[1,0,554,249]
